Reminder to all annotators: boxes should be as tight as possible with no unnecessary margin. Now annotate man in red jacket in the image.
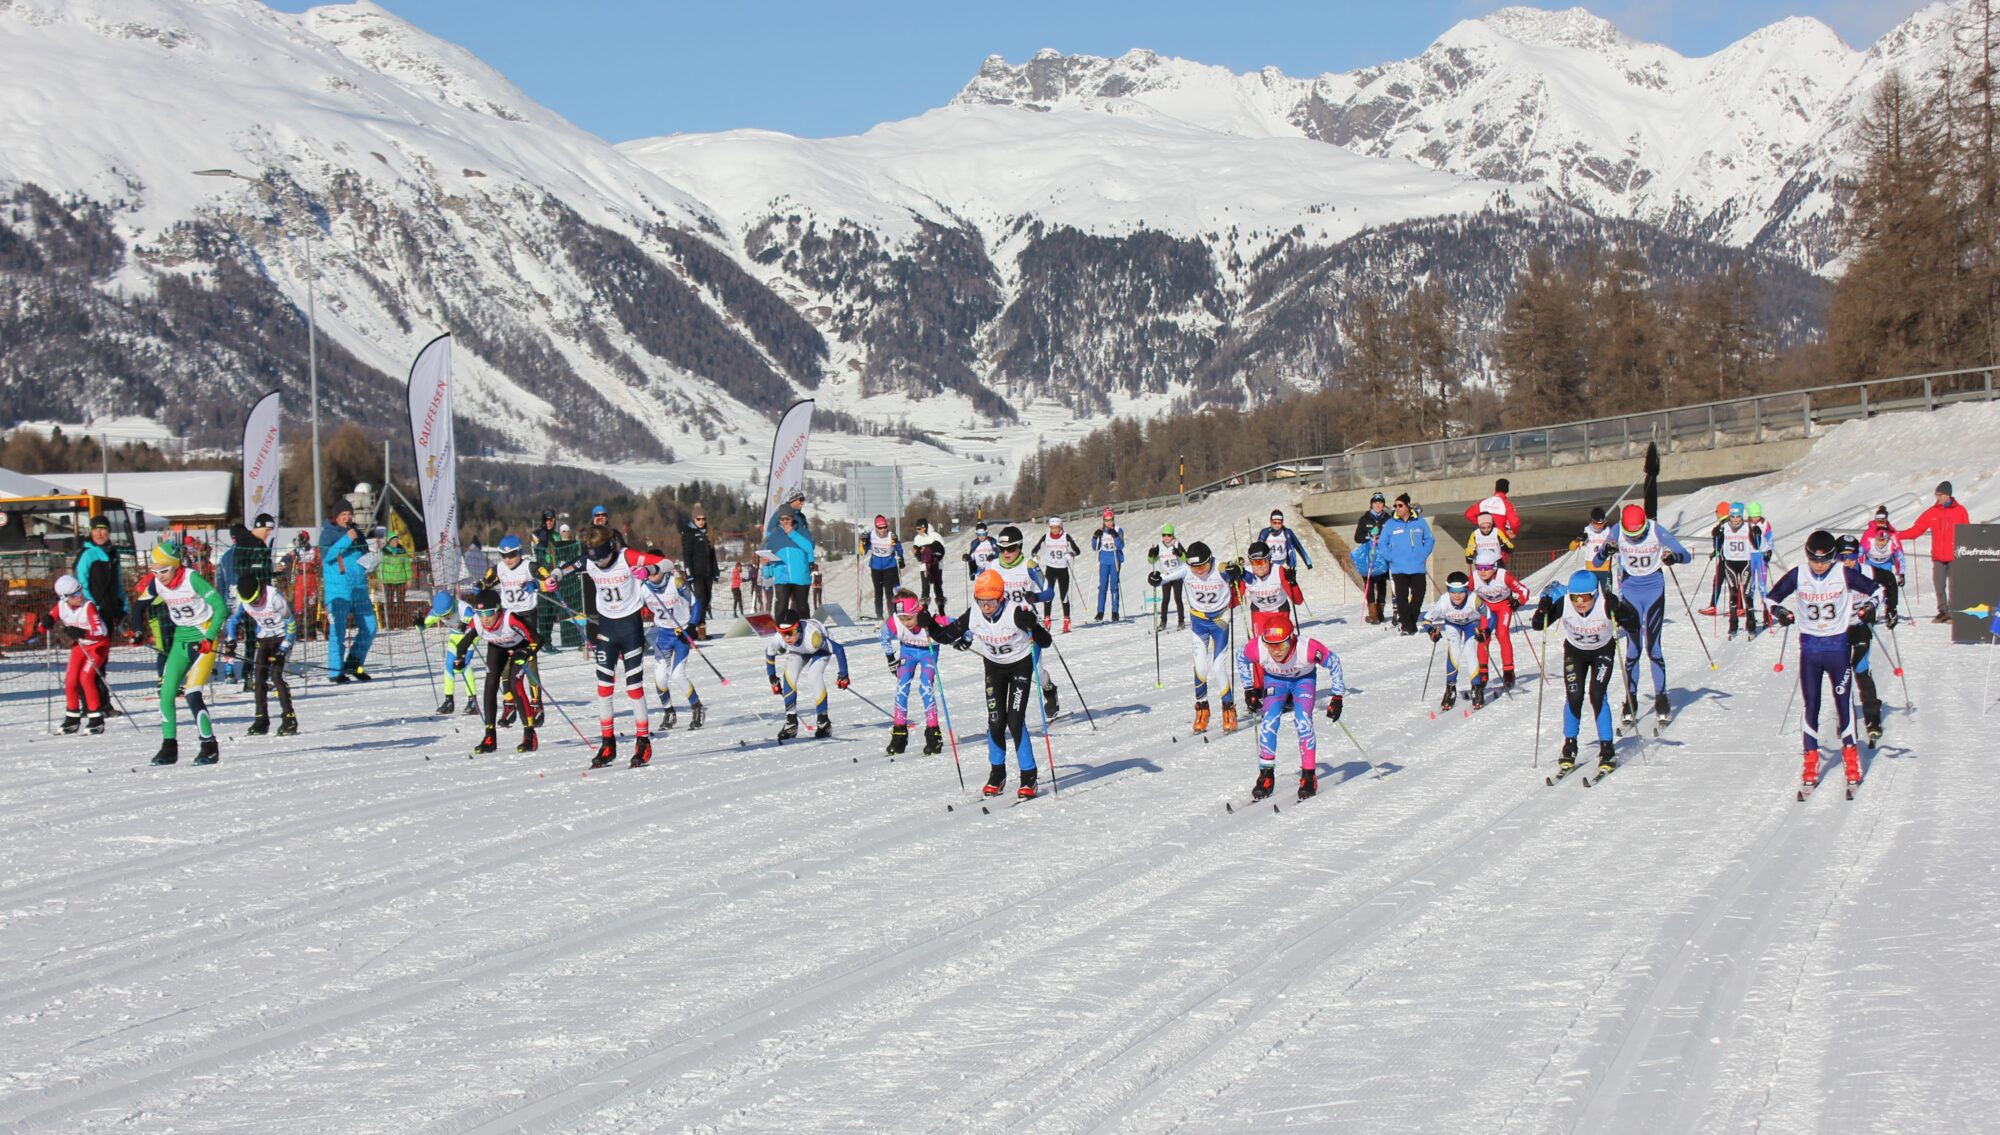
[1898,481,1971,623]
[1464,477,1520,538]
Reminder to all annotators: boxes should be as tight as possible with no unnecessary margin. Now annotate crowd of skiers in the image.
[44,475,1971,802]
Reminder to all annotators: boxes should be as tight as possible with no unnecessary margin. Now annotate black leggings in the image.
[251,636,294,718]
[482,643,534,728]
[1159,579,1185,626]
[985,656,1036,767]
[1044,568,1071,619]
[1564,641,1617,740]
[870,567,900,619]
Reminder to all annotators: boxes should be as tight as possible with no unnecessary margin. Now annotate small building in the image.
[48,470,235,530]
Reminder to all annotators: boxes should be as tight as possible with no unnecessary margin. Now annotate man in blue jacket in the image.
[1090,507,1125,622]
[319,500,376,682]
[1379,493,1435,635]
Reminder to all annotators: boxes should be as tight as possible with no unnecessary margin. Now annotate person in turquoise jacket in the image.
[319,500,376,681]
[1378,493,1435,635]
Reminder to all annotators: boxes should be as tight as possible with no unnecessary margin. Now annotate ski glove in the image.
[1147,571,1162,587]
[885,654,900,672]
[188,638,214,658]
[770,681,784,695]
[540,576,561,592]
[952,638,972,651]
[1244,688,1263,712]
[836,676,850,690]
[1771,607,1796,626]
[1324,695,1343,722]
[1426,627,1441,643]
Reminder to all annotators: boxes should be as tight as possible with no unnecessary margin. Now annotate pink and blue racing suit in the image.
[1238,637,1345,771]
[880,616,940,727]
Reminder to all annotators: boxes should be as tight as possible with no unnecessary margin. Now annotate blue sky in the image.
[268,0,1926,141]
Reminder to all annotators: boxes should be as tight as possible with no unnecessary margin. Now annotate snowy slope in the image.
[3,405,1997,1131]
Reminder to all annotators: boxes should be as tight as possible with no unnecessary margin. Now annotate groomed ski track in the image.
[5,407,2000,1133]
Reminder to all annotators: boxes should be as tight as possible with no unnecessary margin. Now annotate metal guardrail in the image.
[1085,366,1998,518]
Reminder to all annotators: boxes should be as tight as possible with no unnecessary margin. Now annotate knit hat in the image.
[150,540,183,566]
[1938,481,1953,496]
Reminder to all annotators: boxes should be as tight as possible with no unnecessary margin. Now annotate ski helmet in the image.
[497,534,525,556]
[973,569,1007,602]
[1620,504,1647,534]
[472,588,502,612]
[1804,529,1837,561]
[1259,611,1296,646]
[1247,540,1272,562]
[1836,534,1861,560]
[1567,569,1599,596]
[1747,502,1763,519]
[1715,501,1731,519]
[1446,571,1470,592]
[54,574,82,597]
[997,525,1024,549]
[236,575,262,602]
[1185,541,1213,566]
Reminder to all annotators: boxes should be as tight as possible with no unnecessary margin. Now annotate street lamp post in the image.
[193,168,323,531]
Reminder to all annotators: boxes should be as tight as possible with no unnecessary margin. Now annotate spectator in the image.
[532,509,560,555]
[319,500,376,681]
[910,518,947,614]
[679,505,721,638]
[730,559,745,618]
[378,532,413,622]
[220,513,276,688]
[1897,481,1972,623]
[765,487,810,547]
[811,559,825,612]
[1381,493,1436,634]
[1352,492,1391,624]
[74,514,127,631]
[1464,477,1520,538]
[768,510,816,623]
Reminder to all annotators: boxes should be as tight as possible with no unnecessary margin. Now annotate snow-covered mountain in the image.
[0,0,1973,485]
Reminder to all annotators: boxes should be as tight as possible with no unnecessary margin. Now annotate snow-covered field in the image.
[5,406,1999,1133]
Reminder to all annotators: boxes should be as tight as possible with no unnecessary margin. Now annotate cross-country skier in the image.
[964,520,999,581]
[1091,508,1125,622]
[49,574,110,734]
[1701,503,1764,637]
[1256,509,1315,590]
[1238,611,1345,801]
[990,525,1059,717]
[1703,501,1732,611]
[1469,550,1531,688]
[1152,541,1244,734]
[1031,517,1082,633]
[1570,507,1614,595]
[1531,570,1642,778]
[418,590,483,716]
[880,589,941,756]
[1858,508,1905,625]
[1592,503,1692,730]
[1239,541,1303,642]
[1149,525,1188,630]
[225,575,299,737]
[1768,529,1881,791]
[453,588,543,756]
[643,560,704,732]
[482,534,554,727]
[860,515,905,621]
[1421,571,1489,710]
[1836,535,1886,745]
[138,539,226,766]
[550,527,666,768]
[764,614,850,741]
[1747,502,1775,605]
[917,569,1055,798]
[1464,509,1514,568]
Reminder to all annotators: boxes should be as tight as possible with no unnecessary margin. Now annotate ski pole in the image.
[1151,584,1162,689]
[537,682,592,744]
[1883,616,1912,708]
[44,631,58,735]
[1666,564,1717,670]
[1336,718,1370,765]
[661,607,730,685]
[1772,624,1791,672]
[933,667,965,791]
[1776,661,1800,737]
[1032,645,1059,795]
[1047,640,1097,730]
[1532,623,1551,768]
[415,619,440,707]
[1419,632,1440,707]
[842,683,895,721]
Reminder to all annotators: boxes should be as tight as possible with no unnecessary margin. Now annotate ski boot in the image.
[1654,693,1671,725]
[1440,687,1457,712]
[462,697,481,717]
[923,725,943,755]
[1595,740,1616,777]
[1502,669,1516,689]
[1192,701,1212,734]
[1017,765,1039,800]
[886,724,909,756]
[435,695,455,716]
[1864,701,1884,746]
[1251,765,1276,801]
[1470,683,1486,710]
[193,737,220,765]
[687,702,705,730]
[499,699,517,728]
[1728,617,1740,639]
[60,712,80,735]
[1297,767,1318,800]
[1558,738,1578,775]
[1698,604,1718,617]
[658,704,678,731]
[473,729,499,756]
[1620,692,1638,731]
[1044,685,1060,718]
[517,728,539,754]
[813,715,833,739]
[150,738,179,765]
[85,713,105,735]
[777,715,800,741]
[1842,743,1861,786]
[629,735,652,767]
[590,736,617,768]
[276,714,299,737]
[246,715,270,736]
[1801,747,1822,788]
[1062,617,1071,634]
[348,666,372,683]
[1221,703,1239,733]
[983,764,1007,797]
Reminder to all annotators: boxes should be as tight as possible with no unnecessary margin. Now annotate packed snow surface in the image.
[3,425,1998,1128]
